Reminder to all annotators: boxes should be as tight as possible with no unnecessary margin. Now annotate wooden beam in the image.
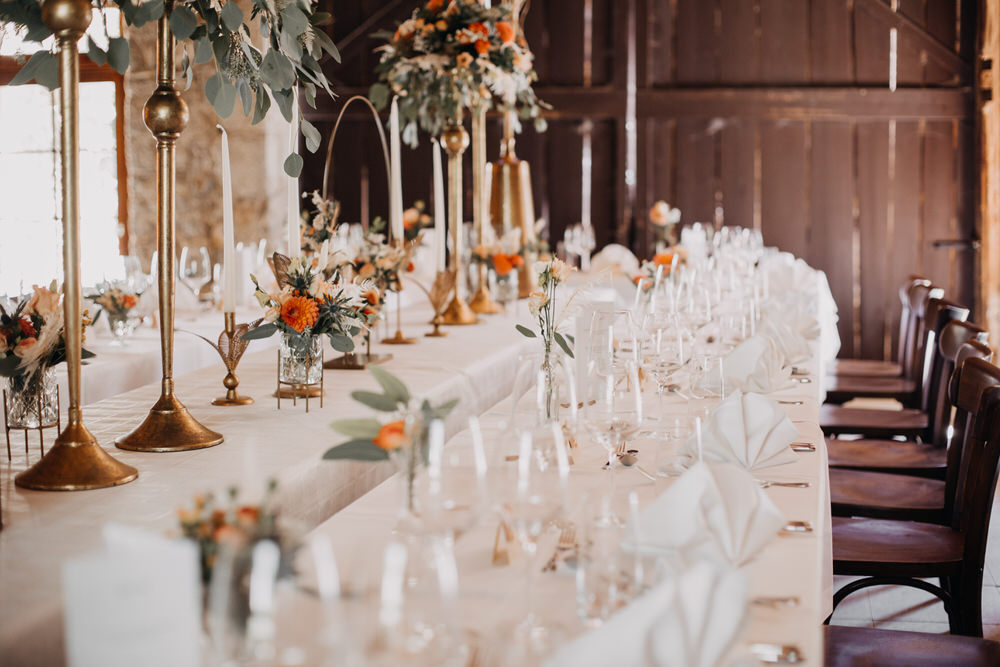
[978,0,1000,341]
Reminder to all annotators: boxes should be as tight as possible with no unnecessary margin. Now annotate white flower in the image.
[339,281,365,308]
[528,290,549,317]
[550,258,572,283]
[254,290,271,308]
[532,260,548,277]
[264,306,280,323]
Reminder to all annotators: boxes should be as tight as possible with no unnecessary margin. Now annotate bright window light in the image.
[0,8,121,57]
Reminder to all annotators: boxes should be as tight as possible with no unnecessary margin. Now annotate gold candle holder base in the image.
[469,283,502,315]
[425,313,449,337]
[213,375,254,406]
[116,394,224,452]
[16,423,138,491]
[382,331,417,345]
[324,353,393,370]
[442,296,479,325]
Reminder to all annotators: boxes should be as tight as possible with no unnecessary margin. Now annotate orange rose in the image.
[474,39,490,55]
[403,207,420,229]
[511,254,524,268]
[652,252,674,267]
[122,295,137,309]
[493,253,513,276]
[426,0,445,11]
[469,22,488,36]
[280,295,320,332]
[373,420,409,451]
[496,21,515,44]
[235,506,260,526]
[407,261,415,272]
[364,288,381,306]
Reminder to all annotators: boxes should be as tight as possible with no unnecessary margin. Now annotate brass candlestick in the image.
[16,0,137,491]
[469,101,501,315]
[116,4,222,452]
[440,123,478,325]
[202,312,254,406]
[382,254,416,344]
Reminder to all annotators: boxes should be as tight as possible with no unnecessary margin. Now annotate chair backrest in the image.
[904,283,947,382]
[896,276,932,366]
[941,340,993,517]
[927,320,990,447]
[917,299,970,435]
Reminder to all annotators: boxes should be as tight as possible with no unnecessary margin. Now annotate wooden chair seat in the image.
[832,516,964,576]
[827,438,946,477]
[825,375,917,403]
[824,625,1000,667]
[830,468,944,522]
[828,358,902,378]
[820,405,927,439]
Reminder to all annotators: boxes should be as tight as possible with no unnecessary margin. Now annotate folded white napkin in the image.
[627,462,787,568]
[546,561,748,667]
[589,243,640,277]
[678,390,799,471]
[759,318,810,365]
[760,291,821,341]
[723,336,790,393]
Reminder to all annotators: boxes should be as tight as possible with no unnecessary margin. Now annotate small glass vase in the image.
[279,332,322,386]
[5,367,58,429]
[511,349,578,428]
[106,311,139,345]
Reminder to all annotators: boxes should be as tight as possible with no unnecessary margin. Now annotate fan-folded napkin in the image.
[723,336,789,394]
[759,318,810,365]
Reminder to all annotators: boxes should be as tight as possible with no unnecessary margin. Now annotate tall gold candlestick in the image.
[469,101,501,315]
[117,3,222,452]
[440,123,478,325]
[16,0,137,490]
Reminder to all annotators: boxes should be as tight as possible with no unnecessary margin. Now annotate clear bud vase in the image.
[5,367,58,428]
[279,332,322,385]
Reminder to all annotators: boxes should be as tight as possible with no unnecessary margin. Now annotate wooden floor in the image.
[829,487,1000,639]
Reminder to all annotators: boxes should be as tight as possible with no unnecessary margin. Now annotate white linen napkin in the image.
[589,243,640,277]
[723,336,790,394]
[627,462,787,567]
[759,318,810,365]
[546,561,748,667]
[678,390,799,471]
[760,292,821,341]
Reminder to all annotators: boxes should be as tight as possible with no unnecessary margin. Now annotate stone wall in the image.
[123,23,286,270]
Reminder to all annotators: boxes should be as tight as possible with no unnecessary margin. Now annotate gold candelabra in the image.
[468,101,501,315]
[440,123,478,325]
[16,0,137,490]
[116,3,223,452]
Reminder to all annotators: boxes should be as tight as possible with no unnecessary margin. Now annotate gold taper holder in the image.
[469,102,501,315]
[440,124,478,325]
[116,4,222,452]
[381,273,416,344]
[489,110,537,299]
[16,0,138,490]
[209,313,254,406]
[426,312,448,337]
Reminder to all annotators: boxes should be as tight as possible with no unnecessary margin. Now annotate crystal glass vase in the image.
[279,332,322,386]
[5,367,58,429]
[106,311,139,345]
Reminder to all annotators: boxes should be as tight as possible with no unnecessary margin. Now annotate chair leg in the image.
[954,569,984,637]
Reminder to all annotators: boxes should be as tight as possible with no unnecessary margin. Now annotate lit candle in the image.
[287,88,300,258]
[432,140,446,272]
[218,125,236,311]
[389,98,404,244]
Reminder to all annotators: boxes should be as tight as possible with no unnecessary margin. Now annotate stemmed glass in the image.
[414,419,488,542]
[644,324,689,435]
[178,245,211,302]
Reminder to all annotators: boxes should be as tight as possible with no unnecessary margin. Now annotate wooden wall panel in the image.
[720,0,758,83]
[922,120,956,290]
[760,121,808,258]
[675,119,716,225]
[858,122,890,360]
[854,3,891,85]
[720,119,755,229]
[887,120,923,357]
[759,0,809,83]
[675,1,718,83]
[810,0,853,83]
[647,0,676,86]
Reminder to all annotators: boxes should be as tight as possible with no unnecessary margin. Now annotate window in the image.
[0,10,127,295]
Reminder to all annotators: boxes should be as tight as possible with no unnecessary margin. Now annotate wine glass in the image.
[414,419,488,541]
[644,325,690,436]
[179,245,211,302]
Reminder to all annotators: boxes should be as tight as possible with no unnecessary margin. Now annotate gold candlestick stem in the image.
[117,4,222,451]
[440,123,478,325]
[16,0,137,490]
[469,102,501,315]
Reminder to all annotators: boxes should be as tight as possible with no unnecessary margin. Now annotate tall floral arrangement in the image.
[471,227,524,278]
[370,200,432,243]
[369,0,547,145]
[336,234,415,315]
[300,190,342,257]
[649,200,682,250]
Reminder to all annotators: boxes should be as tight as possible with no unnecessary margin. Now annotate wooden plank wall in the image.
[303,0,978,361]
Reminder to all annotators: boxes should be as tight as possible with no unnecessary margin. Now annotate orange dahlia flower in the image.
[474,39,490,55]
[373,420,409,451]
[426,0,445,11]
[469,22,488,36]
[652,252,674,267]
[496,21,515,44]
[511,254,525,268]
[280,295,320,332]
[493,253,513,276]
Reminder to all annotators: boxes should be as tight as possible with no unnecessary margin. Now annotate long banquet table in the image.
[0,263,836,666]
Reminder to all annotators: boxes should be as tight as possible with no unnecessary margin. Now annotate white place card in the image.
[63,525,201,667]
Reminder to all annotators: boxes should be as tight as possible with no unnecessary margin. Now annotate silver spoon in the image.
[782,521,813,533]
[778,400,803,406]
[617,453,658,481]
[759,480,811,489]
[790,443,815,453]
[752,596,800,608]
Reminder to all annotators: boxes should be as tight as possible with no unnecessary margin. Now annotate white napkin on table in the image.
[723,336,790,394]
[678,390,798,471]
[589,243,640,277]
[546,561,749,667]
[759,318,810,365]
[627,462,787,567]
[760,292,821,341]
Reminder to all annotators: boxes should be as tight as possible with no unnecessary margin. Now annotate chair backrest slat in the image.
[904,283,945,382]
[897,276,931,365]
[941,338,992,517]
[918,299,970,439]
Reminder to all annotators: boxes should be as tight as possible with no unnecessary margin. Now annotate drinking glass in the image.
[414,419,488,540]
[179,245,211,301]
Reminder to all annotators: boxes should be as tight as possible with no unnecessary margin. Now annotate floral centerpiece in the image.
[369,0,547,144]
[0,283,94,427]
[244,254,367,385]
[649,200,682,251]
[370,200,432,243]
[88,284,143,343]
[323,366,458,520]
[300,191,342,258]
[1,0,340,176]
[337,234,415,315]
[515,259,576,420]
[633,248,687,291]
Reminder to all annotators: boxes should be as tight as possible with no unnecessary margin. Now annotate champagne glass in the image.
[414,419,488,541]
[179,245,211,302]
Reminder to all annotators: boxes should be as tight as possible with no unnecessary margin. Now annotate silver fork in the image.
[542,524,577,572]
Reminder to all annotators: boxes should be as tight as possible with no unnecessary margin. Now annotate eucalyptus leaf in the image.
[205,72,236,119]
[368,82,389,110]
[9,51,51,87]
[136,0,164,25]
[301,118,321,153]
[107,38,130,74]
[194,36,213,64]
[322,440,389,462]
[515,324,537,338]
[272,85,294,121]
[251,87,271,125]
[168,4,198,41]
[220,1,243,32]
[241,322,278,340]
[332,418,382,439]
[279,29,303,64]
[350,390,399,412]
[283,152,303,178]
[33,53,58,90]
[280,3,310,36]
[328,333,354,353]
[238,79,252,116]
[302,82,317,109]
[311,27,340,62]
[554,331,574,358]
[260,50,296,93]
[86,36,107,66]
[369,366,410,404]
[433,398,459,419]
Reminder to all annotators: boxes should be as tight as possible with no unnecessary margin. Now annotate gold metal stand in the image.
[469,102,501,315]
[116,4,222,452]
[381,286,416,344]
[440,124,478,325]
[16,0,138,490]
[275,348,324,411]
[489,113,538,298]
[211,313,253,406]
[426,312,448,337]
[5,386,60,461]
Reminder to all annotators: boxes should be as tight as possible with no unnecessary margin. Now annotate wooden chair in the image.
[824,625,1000,666]
[826,279,940,405]
[828,339,993,523]
[827,321,990,479]
[819,298,969,439]
[827,356,1000,636]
